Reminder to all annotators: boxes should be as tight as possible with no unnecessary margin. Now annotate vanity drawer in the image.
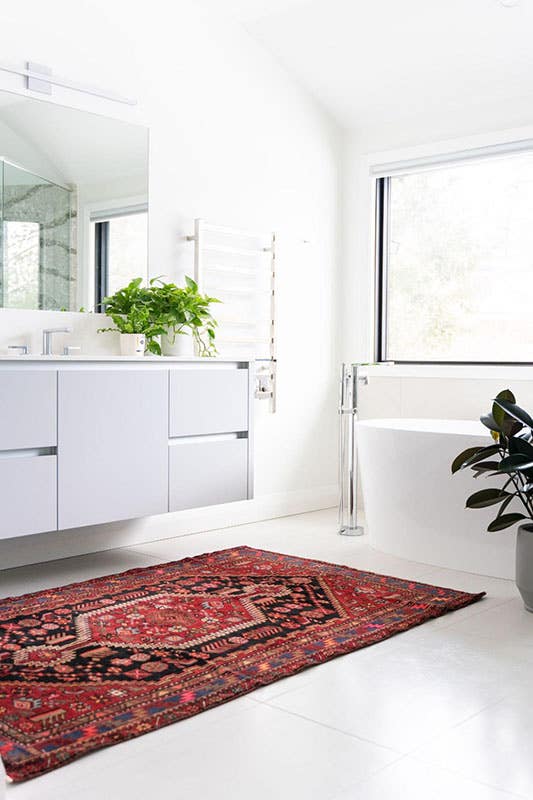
[0,370,56,450]
[0,455,57,539]
[169,368,249,437]
[169,437,249,511]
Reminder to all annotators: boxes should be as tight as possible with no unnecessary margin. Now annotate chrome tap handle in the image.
[42,327,72,356]
[8,344,29,355]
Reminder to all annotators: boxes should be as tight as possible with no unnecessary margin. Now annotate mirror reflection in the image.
[0,92,149,312]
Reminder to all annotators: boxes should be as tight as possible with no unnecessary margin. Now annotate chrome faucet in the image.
[42,327,72,356]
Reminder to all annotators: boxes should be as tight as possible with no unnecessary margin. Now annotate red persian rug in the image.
[0,546,484,781]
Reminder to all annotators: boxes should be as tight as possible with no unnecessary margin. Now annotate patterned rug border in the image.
[0,546,485,782]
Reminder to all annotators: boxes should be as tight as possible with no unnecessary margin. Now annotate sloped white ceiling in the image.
[201,0,533,135]
[201,0,315,22]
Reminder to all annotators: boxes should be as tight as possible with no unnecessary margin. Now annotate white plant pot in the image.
[120,333,146,356]
[161,332,195,357]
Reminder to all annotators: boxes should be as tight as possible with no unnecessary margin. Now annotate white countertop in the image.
[0,355,251,363]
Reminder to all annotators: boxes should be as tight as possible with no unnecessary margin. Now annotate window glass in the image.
[382,153,533,362]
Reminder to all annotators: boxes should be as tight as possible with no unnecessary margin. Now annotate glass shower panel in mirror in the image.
[0,159,74,310]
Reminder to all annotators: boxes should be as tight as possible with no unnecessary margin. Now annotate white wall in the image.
[342,122,533,427]
[0,119,67,185]
[0,0,341,568]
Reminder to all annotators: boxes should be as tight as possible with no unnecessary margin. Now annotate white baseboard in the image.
[0,485,339,570]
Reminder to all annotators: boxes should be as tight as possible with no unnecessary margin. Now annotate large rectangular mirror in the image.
[0,91,148,312]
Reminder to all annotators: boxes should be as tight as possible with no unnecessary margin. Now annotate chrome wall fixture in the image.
[0,61,137,105]
[338,363,368,536]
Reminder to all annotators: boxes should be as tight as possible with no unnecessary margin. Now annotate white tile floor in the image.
[2,508,532,800]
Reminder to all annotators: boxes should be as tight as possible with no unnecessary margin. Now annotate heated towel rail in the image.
[187,218,277,411]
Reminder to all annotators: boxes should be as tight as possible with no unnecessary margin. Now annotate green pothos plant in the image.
[452,389,533,531]
[98,276,220,356]
[148,276,220,357]
[98,277,167,355]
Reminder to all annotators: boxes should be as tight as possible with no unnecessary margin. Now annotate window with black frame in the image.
[375,148,533,364]
[93,206,148,308]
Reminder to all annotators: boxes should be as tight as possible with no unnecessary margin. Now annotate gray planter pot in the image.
[516,523,533,612]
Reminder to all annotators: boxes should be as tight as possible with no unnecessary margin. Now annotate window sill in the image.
[364,363,533,380]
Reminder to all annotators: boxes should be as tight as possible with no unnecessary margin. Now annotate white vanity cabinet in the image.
[0,456,57,540]
[0,370,56,449]
[169,368,249,436]
[168,366,252,511]
[0,370,57,539]
[58,368,169,529]
[0,359,253,540]
[169,437,249,511]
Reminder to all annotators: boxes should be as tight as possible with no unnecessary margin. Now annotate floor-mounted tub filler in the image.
[356,418,516,580]
[338,363,367,536]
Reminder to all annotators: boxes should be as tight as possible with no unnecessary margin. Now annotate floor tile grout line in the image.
[406,693,520,763]
[331,751,529,800]
[405,751,530,799]
[324,752,411,798]
[264,685,518,765]
[258,698,405,756]
[325,752,413,798]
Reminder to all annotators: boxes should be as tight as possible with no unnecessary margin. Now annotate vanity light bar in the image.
[0,61,137,106]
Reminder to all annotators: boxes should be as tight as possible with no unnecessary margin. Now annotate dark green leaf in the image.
[457,444,501,472]
[451,447,483,474]
[493,399,533,430]
[496,494,514,517]
[487,513,526,532]
[495,389,516,404]
[492,389,517,430]
[498,454,533,473]
[509,436,533,459]
[480,413,502,434]
[471,461,500,473]
[466,488,512,509]
[492,405,505,430]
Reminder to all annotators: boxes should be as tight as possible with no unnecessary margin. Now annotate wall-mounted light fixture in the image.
[0,61,137,106]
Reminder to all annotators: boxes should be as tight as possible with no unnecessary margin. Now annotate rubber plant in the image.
[148,276,220,356]
[451,389,533,531]
[98,277,166,355]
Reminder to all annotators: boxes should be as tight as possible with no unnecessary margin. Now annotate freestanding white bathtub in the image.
[356,418,515,579]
